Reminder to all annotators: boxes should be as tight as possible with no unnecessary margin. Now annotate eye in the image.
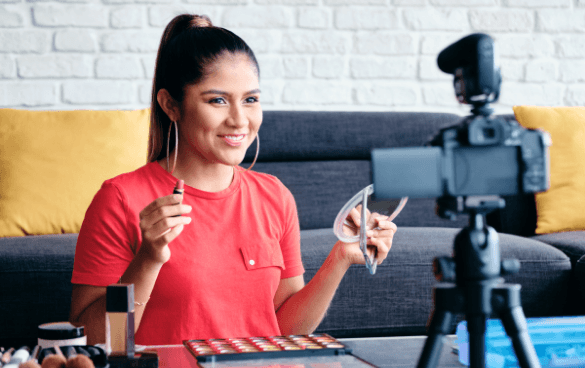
[245,96,259,104]
[209,97,226,104]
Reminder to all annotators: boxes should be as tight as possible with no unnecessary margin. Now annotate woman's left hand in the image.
[336,206,398,268]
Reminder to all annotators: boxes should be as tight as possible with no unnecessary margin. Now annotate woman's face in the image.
[177,53,262,168]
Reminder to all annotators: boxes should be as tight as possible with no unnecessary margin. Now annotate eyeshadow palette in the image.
[183,333,351,362]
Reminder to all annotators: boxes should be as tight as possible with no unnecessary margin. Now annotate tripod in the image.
[416,197,542,368]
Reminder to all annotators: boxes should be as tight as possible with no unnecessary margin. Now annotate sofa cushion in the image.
[301,227,572,338]
[0,109,150,237]
[0,234,77,346]
[251,161,469,231]
[513,106,585,234]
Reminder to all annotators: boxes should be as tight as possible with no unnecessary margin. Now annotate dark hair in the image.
[148,14,260,163]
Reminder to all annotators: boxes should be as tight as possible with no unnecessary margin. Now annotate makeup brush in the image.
[40,347,66,368]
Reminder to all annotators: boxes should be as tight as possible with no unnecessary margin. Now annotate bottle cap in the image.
[38,322,85,340]
[106,284,135,312]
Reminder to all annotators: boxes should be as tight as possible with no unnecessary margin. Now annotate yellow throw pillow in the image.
[0,109,150,237]
[513,106,585,234]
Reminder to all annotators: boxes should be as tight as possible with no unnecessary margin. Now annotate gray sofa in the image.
[1,110,584,347]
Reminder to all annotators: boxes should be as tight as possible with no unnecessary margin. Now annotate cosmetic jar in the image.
[38,321,87,348]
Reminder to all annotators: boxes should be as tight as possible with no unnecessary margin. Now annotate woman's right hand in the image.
[137,193,192,264]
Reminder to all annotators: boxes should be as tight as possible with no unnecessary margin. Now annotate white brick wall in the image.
[1,1,584,115]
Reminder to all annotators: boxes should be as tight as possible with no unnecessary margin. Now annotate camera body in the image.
[371,33,551,209]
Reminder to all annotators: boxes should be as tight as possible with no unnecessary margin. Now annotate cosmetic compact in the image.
[38,322,87,348]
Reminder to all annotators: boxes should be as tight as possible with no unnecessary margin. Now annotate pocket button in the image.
[249,259,255,266]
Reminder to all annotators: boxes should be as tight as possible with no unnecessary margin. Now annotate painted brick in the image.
[111,6,143,29]
[355,82,418,106]
[494,34,554,58]
[565,85,585,106]
[504,0,570,7]
[537,10,585,32]
[283,81,352,105]
[557,36,585,58]
[0,55,15,78]
[136,0,172,3]
[298,7,329,29]
[350,56,417,79]
[230,29,282,53]
[259,80,283,105]
[421,34,466,55]
[256,0,316,4]
[103,0,134,4]
[281,30,350,54]
[499,59,524,82]
[54,29,96,52]
[139,82,152,104]
[324,0,385,4]
[101,31,161,52]
[0,6,24,27]
[525,59,557,82]
[62,80,135,104]
[0,0,21,3]
[430,0,496,5]
[422,84,460,106]
[335,7,398,30]
[0,82,57,107]
[470,10,534,32]
[498,82,565,107]
[0,30,47,53]
[419,57,450,81]
[142,55,156,79]
[17,55,93,78]
[393,0,425,5]
[185,0,247,3]
[32,4,108,27]
[148,6,218,27]
[354,32,416,55]
[96,56,143,79]
[312,56,344,79]
[404,8,468,31]
[257,55,283,79]
[559,60,585,83]
[283,56,308,79]
[223,6,293,28]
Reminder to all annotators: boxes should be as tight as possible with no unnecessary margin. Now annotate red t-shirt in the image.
[72,162,305,345]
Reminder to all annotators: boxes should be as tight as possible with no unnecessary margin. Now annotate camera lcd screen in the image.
[451,146,519,196]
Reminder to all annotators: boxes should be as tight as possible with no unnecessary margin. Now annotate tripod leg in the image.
[416,286,459,368]
[495,287,541,368]
[466,313,488,368]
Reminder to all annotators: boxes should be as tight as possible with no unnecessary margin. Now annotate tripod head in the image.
[433,196,520,285]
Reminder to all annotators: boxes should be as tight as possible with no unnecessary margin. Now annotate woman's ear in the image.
[157,89,180,122]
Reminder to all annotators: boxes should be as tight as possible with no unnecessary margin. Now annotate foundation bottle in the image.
[105,284,135,358]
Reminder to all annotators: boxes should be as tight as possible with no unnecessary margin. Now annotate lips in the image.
[220,134,246,146]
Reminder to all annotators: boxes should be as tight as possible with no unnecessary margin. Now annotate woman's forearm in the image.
[73,252,164,345]
[276,242,351,335]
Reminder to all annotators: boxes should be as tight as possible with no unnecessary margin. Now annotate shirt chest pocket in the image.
[240,241,285,271]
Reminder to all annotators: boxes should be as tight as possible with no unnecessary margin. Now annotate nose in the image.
[228,104,248,129]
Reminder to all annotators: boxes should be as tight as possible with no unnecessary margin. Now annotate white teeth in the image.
[225,135,244,141]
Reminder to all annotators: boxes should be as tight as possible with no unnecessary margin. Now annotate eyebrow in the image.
[201,88,261,96]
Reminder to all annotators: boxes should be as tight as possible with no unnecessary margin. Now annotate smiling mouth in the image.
[221,134,246,146]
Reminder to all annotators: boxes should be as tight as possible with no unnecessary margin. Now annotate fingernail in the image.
[186,217,192,223]
[185,205,192,212]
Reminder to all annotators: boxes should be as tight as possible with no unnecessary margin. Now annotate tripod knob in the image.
[501,259,521,275]
[433,257,456,282]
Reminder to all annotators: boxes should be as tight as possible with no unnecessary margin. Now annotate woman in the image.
[70,14,397,345]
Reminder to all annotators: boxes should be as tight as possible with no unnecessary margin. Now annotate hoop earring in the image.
[166,121,178,174]
[243,134,259,171]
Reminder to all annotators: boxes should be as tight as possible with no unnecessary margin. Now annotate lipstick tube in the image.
[106,284,135,358]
